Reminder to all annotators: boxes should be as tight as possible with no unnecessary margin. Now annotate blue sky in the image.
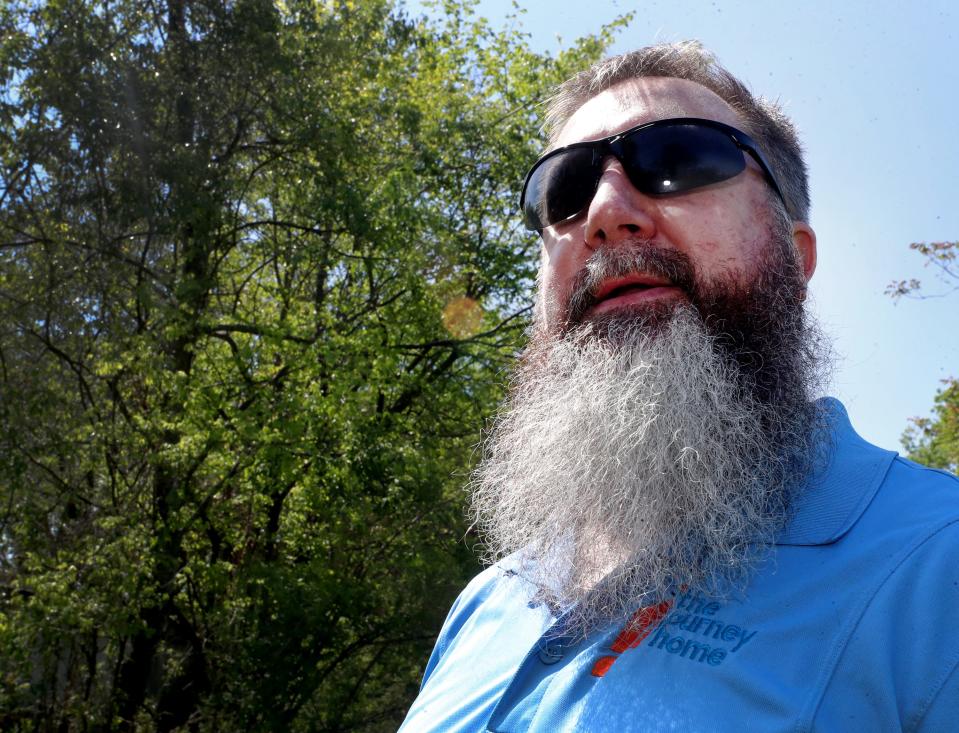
[407,0,959,451]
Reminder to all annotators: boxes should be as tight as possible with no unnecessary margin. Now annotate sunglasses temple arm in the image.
[743,146,787,209]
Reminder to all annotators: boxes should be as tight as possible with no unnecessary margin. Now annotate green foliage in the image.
[903,378,959,474]
[0,0,623,729]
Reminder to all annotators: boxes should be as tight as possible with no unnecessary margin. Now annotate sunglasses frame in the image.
[520,117,786,232]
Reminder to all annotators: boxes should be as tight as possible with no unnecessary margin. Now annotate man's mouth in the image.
[586,275,684,317]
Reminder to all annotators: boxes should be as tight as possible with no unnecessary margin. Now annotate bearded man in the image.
[400,41,959,732]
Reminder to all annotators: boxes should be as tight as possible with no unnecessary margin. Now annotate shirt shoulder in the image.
[420,562,518,686]
[870,454,959,533]
[811,456,959,731]
[400,559,556,733]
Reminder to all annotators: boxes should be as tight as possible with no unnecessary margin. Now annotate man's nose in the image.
[584,159,658,249]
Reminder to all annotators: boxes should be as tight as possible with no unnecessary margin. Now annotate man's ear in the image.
[792,221,817,282]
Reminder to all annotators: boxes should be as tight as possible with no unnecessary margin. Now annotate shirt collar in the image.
[776,397,897,546]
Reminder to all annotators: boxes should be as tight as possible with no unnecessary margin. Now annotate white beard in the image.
[470,306,822,637]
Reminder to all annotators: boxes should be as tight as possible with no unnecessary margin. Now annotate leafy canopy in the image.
[0,0,626,730]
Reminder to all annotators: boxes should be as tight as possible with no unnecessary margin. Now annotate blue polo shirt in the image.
[400,399,959,732]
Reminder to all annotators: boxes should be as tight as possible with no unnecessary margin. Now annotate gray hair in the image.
[544,41,810,223]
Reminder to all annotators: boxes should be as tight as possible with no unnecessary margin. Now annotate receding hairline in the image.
[549,76,753,151]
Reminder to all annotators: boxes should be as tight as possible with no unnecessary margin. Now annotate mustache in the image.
[563,243,697,327]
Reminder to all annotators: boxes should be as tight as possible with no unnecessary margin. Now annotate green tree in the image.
[0,0,624,729]
[902,378,959,474]
[888,240,959,472]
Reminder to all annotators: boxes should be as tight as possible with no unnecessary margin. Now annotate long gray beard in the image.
[470,307,823,637]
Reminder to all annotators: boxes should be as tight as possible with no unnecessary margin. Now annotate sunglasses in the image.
[520,117,785,232]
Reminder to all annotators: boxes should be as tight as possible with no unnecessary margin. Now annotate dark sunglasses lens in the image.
[623,124,746,195]
[523,147,599,231]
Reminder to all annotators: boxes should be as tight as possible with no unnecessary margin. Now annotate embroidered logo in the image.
[591,592,758,676]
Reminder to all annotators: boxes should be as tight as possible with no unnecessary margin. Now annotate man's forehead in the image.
[553,77,746,148]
